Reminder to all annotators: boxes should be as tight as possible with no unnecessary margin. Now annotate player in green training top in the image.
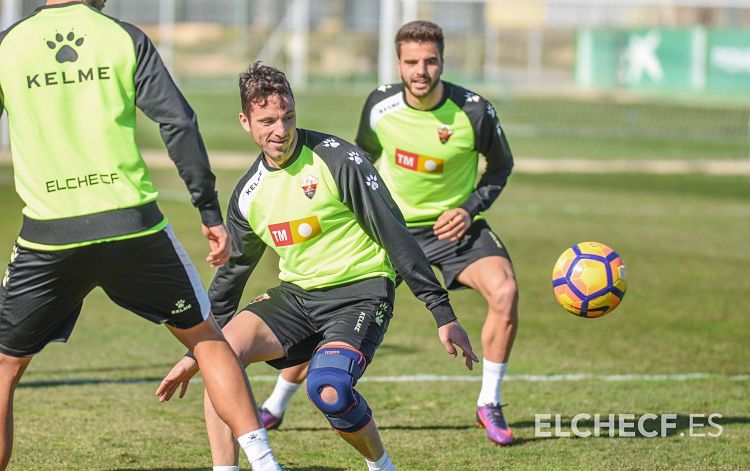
[156,62,477,471]
[0,2,282,470]
[257,20,518,446]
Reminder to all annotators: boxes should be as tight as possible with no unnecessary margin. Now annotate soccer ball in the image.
[551,242,627,318]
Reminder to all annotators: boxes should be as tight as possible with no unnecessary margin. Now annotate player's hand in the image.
[156,356,199,402]
[202,223,230,267]
[433,208,471,242]
[437,320,479,370]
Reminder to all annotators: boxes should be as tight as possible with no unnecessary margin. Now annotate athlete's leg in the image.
[307,342,388,461]
[260,363,308,429]
[456,255,518,366]
[194,310,286,468]
[169,314,283,470]
[0,353,31,471]
[456,255,518,445]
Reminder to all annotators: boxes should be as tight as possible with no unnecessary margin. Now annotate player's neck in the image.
[405,81,444,111]
[46,0,84,5]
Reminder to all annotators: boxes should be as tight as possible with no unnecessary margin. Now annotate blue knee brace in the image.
[306,347,371,432]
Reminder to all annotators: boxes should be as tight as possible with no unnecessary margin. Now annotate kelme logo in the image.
[47,31,84,64]
[268,216,322,247]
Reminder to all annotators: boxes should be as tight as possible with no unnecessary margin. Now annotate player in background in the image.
[257,20,518,446]
[0,1,280,470]
[156,62,477,471]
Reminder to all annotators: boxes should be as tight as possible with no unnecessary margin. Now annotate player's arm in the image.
[354,91,384,163]
[208,174,267,329]
[118,22,222,228]
[459,98,514,218]
[321,139,477,368]
[157,177,266,402]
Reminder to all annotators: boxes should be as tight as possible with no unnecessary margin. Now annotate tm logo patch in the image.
[268,216,322,247]
[47,31,84,63]
[395,148,444,173]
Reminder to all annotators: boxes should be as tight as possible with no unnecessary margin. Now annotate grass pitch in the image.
[1,162,748,469]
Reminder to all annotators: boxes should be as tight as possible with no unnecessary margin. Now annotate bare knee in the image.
[0,354,30,387]
[486,278,518,315]
[319,386,339,405]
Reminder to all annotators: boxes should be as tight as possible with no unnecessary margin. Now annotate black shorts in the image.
[244,277,394,370]
[0,226,209,357]
[408,219,511,290]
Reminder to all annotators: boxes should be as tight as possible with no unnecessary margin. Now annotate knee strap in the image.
[306,347,371,432]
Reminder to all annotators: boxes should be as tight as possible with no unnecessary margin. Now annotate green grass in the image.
[134,91,750,160]
[1,166,748,470]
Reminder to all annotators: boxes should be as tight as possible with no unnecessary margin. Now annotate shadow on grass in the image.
[18,376,164,388]
[27,362,176,375]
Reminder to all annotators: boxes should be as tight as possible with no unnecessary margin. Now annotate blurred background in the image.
[2,0,750,160]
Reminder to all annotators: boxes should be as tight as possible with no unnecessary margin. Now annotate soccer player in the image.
[258,20,518,446]
[156,62,477,471]
[0,1,280,470]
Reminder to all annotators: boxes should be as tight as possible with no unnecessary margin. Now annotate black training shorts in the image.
[409,219,511,290]
[244,277,394,370]
[0,226,209,357]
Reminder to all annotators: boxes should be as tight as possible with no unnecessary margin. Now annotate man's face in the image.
[239,93,297,167]
[398,40,443,99]
[84,0,107,10]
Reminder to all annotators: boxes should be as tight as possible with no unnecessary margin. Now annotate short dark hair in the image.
[238,62,294,114]
[395,21,444,59]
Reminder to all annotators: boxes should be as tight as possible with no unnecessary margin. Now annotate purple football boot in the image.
[476,404,513,445]
[260,407,284,430]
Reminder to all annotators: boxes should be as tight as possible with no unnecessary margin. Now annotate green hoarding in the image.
[577,28,750,96]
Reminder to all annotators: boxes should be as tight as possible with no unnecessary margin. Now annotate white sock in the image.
[213,467,239,471]
[366,451,396,471]
[262,374,302,417]
[238,429,279,471]
[477,359,507,406]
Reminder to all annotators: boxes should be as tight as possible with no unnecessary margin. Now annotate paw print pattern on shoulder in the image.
[47,32,85,64]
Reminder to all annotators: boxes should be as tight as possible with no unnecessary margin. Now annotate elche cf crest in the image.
[437,125,454,144]
[301,175,319,199]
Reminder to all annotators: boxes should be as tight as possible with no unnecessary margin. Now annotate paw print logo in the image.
[365,174,379,190]
[322,138,340,148]
[348,151,363,165]
[465,93,480,103]
[377,84,392,93]
[175,299,186,309]
[486,102,497,119]
[47,31,85,64]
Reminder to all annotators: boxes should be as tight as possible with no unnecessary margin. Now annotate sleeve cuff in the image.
[198,198,223,227]
[431,303,458,327]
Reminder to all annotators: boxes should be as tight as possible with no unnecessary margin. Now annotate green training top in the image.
[356,82,514,227]
[209,129,457,327]
[0,2,221,250]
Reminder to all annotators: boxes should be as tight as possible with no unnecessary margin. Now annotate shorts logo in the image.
[354,311,367,332]
[374,302,390,326]
[249,293,270,304]
[437,125,454,144]
[395,148,444,173]
[2,246,19,288]
[301,175,319,199]
[268,216,322,247]
[171,299,192,315]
